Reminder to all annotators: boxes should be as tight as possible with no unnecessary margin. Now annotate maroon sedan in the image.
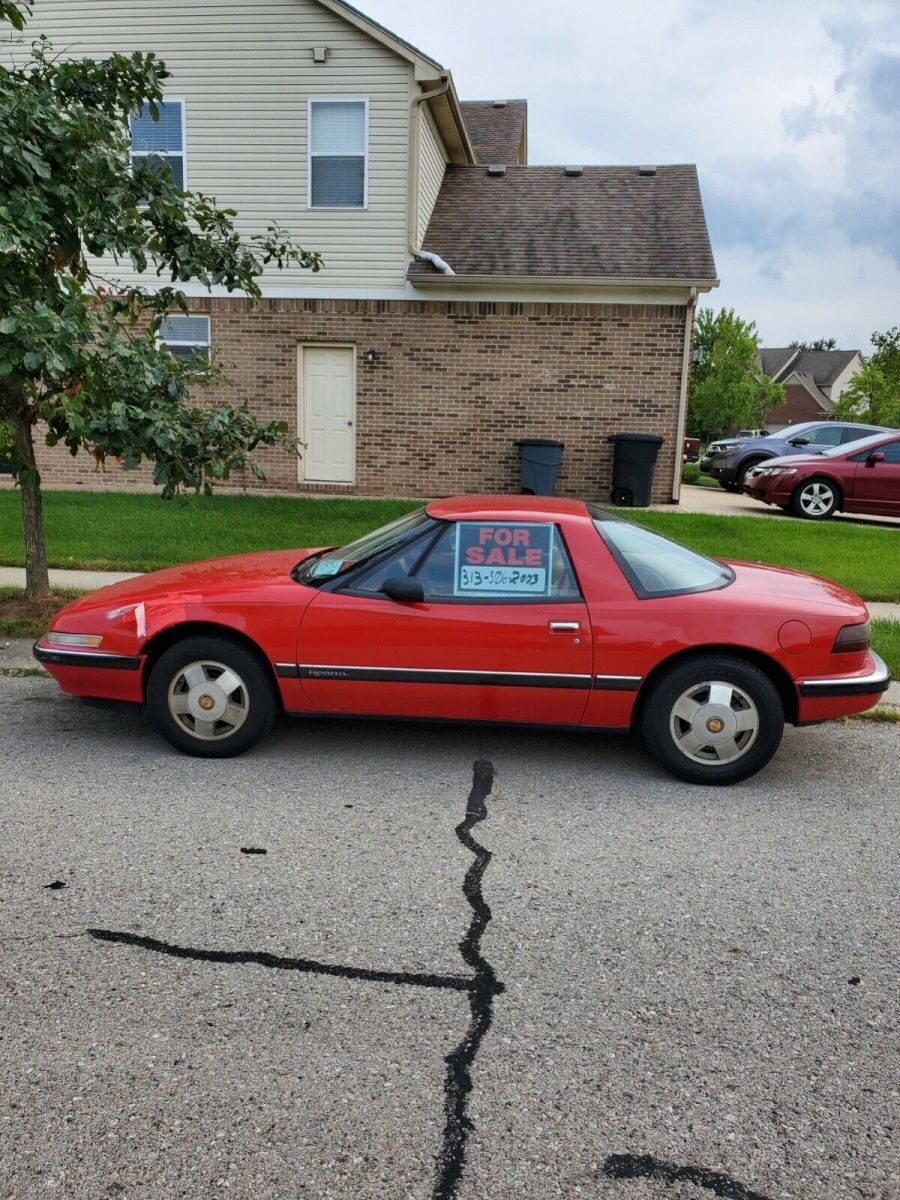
[743,431,900,519]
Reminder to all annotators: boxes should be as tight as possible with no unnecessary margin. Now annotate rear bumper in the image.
[798,651,891,698]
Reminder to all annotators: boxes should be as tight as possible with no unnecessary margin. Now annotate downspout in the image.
[409,75,454,272]
[672,287,698,503]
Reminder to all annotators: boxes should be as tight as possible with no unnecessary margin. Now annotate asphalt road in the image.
[1,676,897,1200]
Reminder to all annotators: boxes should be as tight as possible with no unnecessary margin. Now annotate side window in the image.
[879,441,900,463]
[159,315,210,367]
[841,425,882,443]
[417,523,581,602]
[345,533,433,595]
[804,425,844,447]
[131,100,185,189]
[309,99,367,208]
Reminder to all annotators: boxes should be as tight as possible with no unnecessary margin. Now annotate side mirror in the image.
[788,436,810,447]
[382,576,425,603]
[865,451,885,467]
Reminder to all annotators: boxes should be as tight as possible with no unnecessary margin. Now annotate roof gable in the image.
[460,101,527,165]
[315,0,444,76]
[760,348,860,386]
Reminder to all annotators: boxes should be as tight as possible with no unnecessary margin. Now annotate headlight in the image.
[767,467,797,477]
[46,632,104,648]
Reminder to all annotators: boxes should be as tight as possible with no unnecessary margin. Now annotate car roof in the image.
[426,495,589,521]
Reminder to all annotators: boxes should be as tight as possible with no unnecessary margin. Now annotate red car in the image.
[34,497,889,784]
[743,431,900,519]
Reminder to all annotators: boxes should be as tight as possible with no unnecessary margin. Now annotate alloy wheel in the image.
[167,659,250,741]
[669,679,760,765]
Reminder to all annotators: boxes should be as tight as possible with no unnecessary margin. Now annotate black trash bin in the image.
[516,438,564,496]
[607,432,664,507]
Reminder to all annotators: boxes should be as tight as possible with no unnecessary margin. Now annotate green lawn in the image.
[626,510,900,602]
[0,491,421,573]
[0,489,897,602]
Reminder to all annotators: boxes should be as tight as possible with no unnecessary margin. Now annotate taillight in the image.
[832,622,870,654]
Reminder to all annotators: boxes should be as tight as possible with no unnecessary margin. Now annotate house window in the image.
[130,100,186,190]
[308,99,368,208]
[159,315,210,367]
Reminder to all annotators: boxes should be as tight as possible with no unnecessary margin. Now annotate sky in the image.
[361,0,899,352]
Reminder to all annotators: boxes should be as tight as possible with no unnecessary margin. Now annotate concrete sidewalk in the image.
[0,567,140,590]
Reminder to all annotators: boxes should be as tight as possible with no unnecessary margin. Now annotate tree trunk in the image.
[14,412,50,601]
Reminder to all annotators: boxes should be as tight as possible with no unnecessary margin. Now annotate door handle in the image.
[548,622,580,633]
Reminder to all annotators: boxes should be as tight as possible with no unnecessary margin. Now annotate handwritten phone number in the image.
[458,566,548,593]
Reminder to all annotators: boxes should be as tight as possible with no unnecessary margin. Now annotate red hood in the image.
[59,547,324,615]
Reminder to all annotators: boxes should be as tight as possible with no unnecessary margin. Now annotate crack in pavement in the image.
[86,928,473,992]
[85,759,503,1200]
[433,758,504,1200]
[603,1153,773,1199]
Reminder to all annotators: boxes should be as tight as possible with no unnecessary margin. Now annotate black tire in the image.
[146,635,279,758]
[735,458,765,489]
[790,477,840,520]
[640,655,784,785]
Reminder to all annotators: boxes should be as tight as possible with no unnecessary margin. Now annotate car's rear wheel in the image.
[790,477,840,520]
[147,635,279,757]
[640,655,784,784]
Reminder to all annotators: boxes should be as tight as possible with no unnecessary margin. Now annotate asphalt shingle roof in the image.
[410,164,717,282]
[459,100,527,164]
[760,348,859,386]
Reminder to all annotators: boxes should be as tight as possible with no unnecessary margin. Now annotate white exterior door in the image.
[300,345,356,483]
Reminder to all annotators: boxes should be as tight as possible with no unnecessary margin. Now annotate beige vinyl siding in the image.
[4,0,414,290]
[417,103,448,248]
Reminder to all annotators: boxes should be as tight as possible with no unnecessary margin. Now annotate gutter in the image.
[672,286,698,504]
[409,75,450,259]
[407,272,720,290]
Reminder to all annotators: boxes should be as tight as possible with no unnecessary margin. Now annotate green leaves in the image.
[832,327,900,429]
[688,307,784,439]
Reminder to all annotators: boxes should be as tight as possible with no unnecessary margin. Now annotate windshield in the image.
[295,507,435,586]
[590,508,733,598]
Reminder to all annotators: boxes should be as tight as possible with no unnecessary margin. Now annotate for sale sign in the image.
[453,522,555,597]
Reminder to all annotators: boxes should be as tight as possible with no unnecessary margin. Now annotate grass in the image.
[0,587,82,639]
[681,464,719,489]
[0,489,897,602]
[0,491,421,573]
[871,618,900,679]
[626,510,900,602]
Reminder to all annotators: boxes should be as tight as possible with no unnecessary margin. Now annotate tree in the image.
[789,338,839,351]
[0,3,322,598]
[688,308,784,440]
[831,326,900,429]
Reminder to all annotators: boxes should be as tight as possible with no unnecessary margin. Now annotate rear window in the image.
[590,508,734,598]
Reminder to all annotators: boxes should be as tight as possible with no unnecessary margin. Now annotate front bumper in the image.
[33,642,141,671]
[699,458,739,484]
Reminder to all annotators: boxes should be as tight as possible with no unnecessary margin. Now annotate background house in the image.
[1,0,717,504]
[759,347,862,431]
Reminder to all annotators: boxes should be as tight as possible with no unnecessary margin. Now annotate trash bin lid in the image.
[516,438,565,448]
[606,432,664,444]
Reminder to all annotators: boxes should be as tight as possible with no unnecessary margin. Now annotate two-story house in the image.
[758,348,862,431]
[4,0,718,503]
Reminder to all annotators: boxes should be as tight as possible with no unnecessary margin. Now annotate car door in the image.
[848,438,900,516]
[293,519,593,724]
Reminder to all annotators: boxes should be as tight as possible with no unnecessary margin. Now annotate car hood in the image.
[723,560,868,617]
[756,451,831,469]
[59,548,325,616]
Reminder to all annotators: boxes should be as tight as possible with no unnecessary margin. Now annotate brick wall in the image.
[13,298,686,504]
[765,384,827,431]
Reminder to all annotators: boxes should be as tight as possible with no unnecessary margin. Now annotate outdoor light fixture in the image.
[365,348,381,365]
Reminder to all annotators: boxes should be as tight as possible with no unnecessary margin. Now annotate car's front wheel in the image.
[640,655,784,784]
[790,477,840,520]
[146,635,279,757]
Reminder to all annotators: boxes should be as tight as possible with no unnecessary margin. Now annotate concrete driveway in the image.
[673,483,900,529]
[1,676,897,1200]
